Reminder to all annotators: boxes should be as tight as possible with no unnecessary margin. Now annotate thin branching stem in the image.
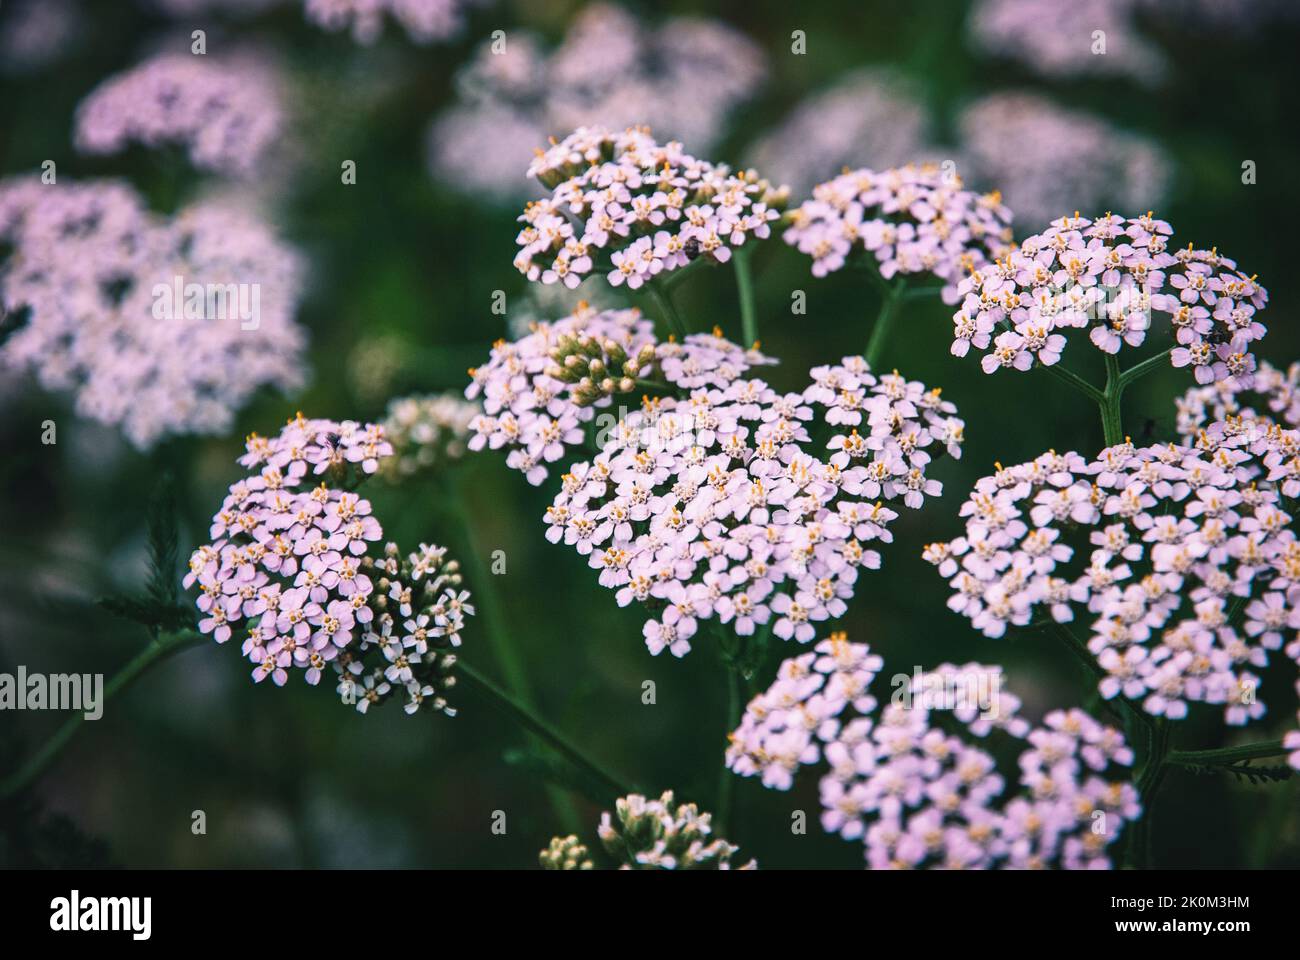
[458,661,634,805]
[1037,360,1104,403]
[441,473,581,831]
[864,277,907,368]
[0,628,206,799]
[1167,740,1289,767]
[733,245,759,347]
[647,280,687,340]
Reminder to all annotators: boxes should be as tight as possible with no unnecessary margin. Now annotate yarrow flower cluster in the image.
[515,126,788,291]
[784,165,1015,303]
[303,0,471,45]
[727,635,1141,868]
[186,414,474,716]
[1176,360,1300,442]
[74,54,284,177]
[186,415,391,684]
[0,177,306,448]
[925,428,1300,738]
[541,791,755,870]
[379,392,478,480]
[429,4,766,200]
[543,353,964,657]
[465,303,775,486]
[950,212,1269,382]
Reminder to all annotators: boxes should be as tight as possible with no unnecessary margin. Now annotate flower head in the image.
[728,633,1140,868]
[927,424,1300,730]
[464,303,775,486]
[75,53,284,177]
[784,164,1014,303]
[0,177,306,448]
[515,126,787,290]
[539,350,963,657]
[951,211,1268,383]
[187,414,474,715]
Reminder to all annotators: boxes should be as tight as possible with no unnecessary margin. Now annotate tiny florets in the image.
[783,164,1015,303]
[728,634,1140,868]
[950,211,1269,383]
[515,126,788,291]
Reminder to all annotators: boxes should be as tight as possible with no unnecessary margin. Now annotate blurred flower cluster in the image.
[748,69,936,199]
[957,92,1171,227]
[304,0,475,45]
[968,0,1166,84]
[0,177,306,448]
[75,53,285,177]
[429,4,765,200]
[380,393,479,481]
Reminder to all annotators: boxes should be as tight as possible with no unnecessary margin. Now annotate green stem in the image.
[864,277,906,369]
[1039,348,1171,447]
[734,246,759,347]
[632,378,673,394]
[660,256,707,291]
[1127,718,1171,869]
[1041,620,1153,733]
[1100,352,1125,447]
[440,474,581,831]
[1037,361,1104,403]
[441,475,530,706]
[716,661,741,836]
[1167,739,1289,767]
[1117,347,1174,391]
[647,281,688,340]
[457,661,633,804]
[0,629,206,799]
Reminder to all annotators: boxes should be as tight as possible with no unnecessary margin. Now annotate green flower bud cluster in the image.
[538,835,594,870]
[544,332,658,407]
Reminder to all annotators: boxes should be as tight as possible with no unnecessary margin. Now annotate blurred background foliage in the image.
[2,0,1299,867]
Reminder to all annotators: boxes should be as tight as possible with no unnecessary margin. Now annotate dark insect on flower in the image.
[684,238,701,261]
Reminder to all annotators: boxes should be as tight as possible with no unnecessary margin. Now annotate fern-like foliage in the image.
[97,474,192,634]
[1186,761,1294,785]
